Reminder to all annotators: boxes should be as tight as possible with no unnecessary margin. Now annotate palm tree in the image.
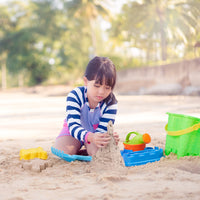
[63,0,111,57]
[113,0,200,61]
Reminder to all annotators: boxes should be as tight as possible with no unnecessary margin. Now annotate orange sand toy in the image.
[123,132,151,151]
[123,143,146,151]
[20,147,48,160]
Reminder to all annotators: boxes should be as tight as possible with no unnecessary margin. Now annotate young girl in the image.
[54,56,119,156]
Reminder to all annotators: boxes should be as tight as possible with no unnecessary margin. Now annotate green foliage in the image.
[27,60,50,86]
[0,0,200,88]
[109,0,200,62]
[102,54,143,70]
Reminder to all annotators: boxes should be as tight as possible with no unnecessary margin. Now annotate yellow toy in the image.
[20,147,48,160]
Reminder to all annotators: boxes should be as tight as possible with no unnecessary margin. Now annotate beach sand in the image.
[0,90,200,200]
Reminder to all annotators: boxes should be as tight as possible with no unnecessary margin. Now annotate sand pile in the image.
[92,121,124,169]
[1,92,200,199]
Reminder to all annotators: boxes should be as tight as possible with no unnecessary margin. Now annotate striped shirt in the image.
[66,86,118,143]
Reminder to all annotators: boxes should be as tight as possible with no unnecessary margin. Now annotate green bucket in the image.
[165,112,200,158]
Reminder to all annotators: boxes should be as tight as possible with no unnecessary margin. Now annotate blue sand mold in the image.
[121,146,164,167]
[51,147,92,162]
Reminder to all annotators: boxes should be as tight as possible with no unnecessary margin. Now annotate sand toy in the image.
[51,147,92,162]
[165,112,200,158]
[121,131,163,166]
[20,147,48,160]
[123,131,151,151]
[121,146,164,167]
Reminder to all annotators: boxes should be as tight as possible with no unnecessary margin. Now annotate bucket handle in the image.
[165,122,200,136]
[125,132,139,142]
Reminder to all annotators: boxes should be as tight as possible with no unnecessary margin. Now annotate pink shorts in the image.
[56,120,84,146]
[56,120,71,139]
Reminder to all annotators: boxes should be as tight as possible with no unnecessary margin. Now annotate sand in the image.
[0,90,200,200]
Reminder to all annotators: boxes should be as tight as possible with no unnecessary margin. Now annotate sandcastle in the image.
[93,120,124,167]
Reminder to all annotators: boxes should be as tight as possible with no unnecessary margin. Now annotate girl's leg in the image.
[54,136,81,155]
[85,143,98,156]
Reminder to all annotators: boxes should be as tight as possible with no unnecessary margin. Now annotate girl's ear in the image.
[83,76,88,86]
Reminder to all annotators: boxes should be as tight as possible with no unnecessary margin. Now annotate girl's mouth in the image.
[97,96,103,100]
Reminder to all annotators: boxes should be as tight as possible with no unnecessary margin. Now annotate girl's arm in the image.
[92,103,119,146]
[66,88,89,143]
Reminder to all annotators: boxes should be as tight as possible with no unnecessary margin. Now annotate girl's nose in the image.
[99,86,105,94]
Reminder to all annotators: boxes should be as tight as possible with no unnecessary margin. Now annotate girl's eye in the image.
[94,84,100,88]
[105,86,111,90]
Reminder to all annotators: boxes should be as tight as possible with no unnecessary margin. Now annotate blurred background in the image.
[0,0,200,94]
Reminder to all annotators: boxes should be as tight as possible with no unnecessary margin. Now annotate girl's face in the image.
[84,77,112,108]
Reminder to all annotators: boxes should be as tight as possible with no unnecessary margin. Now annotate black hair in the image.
[84,56,117,105]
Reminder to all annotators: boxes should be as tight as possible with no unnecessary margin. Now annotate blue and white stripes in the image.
[96,103,117,133]
[66,86,117,142]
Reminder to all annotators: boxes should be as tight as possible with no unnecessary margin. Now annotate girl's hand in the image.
[113,132,120,145]
[88,133,111,148]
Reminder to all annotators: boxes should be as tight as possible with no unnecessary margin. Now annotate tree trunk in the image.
[89,19,96,57]
[160,27,167,61]
[156,5,167,61]
[18,73,24,87]
[1,53,7,90]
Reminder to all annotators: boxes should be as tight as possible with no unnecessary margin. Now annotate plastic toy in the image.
[51,147,92,162]
[165,112,200,158]
[123,131,151,151]
[20,147,48,160]
[121,146,164,167]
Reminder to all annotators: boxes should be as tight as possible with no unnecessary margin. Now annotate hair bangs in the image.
[94,63,115,89]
